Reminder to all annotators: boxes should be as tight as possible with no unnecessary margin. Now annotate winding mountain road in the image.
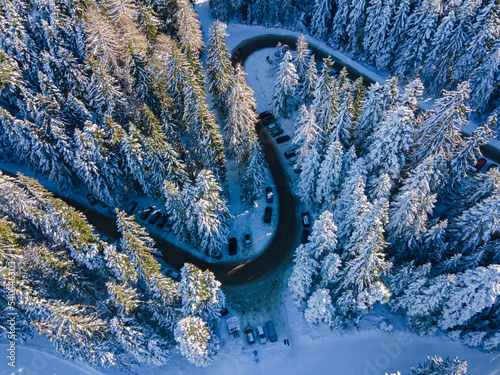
[8,34,500,286]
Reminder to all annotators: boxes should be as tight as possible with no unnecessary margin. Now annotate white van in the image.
[257,326,267,344]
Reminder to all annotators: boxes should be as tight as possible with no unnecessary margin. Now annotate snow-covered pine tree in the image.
[365,105,415,181]
[353,82,385,151]
[178,263,225,327]
[315,140,344,208]
[288,244,318,306]
[175,0,204,58]
[411,82,470,167]
[469,39,500,113]
[294,34,311,82]
[331,0,352,48]
[224,63,258,163]
[297,147,322,206]
[304,288,336,326]
[445,118,493,194]
[209,0,231,21]
[273,51,299,119]
[175,315,219,367]
[310,0,332,38]
[411,355,468,375]
[298,54,318,104]
[206,20,233,112]
[363,0,395,68]
[187,170,231,256]
[241,139,268,204]
[293,104,322,162]
[393,0,442,78]
[346,0,368,54]
[328,88,353,148]
[386,156,440,261]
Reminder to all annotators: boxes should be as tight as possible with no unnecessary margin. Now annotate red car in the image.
[259,111,272,119]
[474,157,487,171]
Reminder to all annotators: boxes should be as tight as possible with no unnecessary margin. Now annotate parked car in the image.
[474,157,487,171]
[231,48,242,63]
[244,326,256,345]
[265,187,273,203]
[276,135,290,144]
[268,123,281,132]
[229,237,237,255]
[284,149,297,158]
[244,233,252,246]
[140,206,155,220]
[487,163,498,172]
[257,326,267,345]
[265,321,278,342]
[301,229,311,244]
[148,211,162,225]
[259,111,272,119]
[126,201,138,215]
[301,212,311,228]
[220,307,229,316]
[293,166,302,173]
[100,234,110,243]
[156,214,168,228]
[166,269,180,281]
[261,115,277,126]
[264,207,273,223]
[287,155,298,165]
[271,128,284,137]
[212,250,223,259]
[87,193,98,206]
[164,218,174,233]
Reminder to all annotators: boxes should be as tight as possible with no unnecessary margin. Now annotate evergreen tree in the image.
[297,147,321,205]
[299,55,318,104]
[206,20,233,112]
[288,244,318,306]
[175,0,204,58]
[386,157,439,260]
[294,34,311,82]
[273,51,299,118]
[224,64,258,162]
[179,263,225,327]
[241,140,268,204]
[411,355,468,375]
[315,140,344,207]
[411,82,470,167]
[175,315,219,367]
[363,0,395,68]
[293,104,322,161]
[304,289,335,326]
[346,0,368,54]
[469,39,500,113]
[331,0,352,48]
[310,0,332,37]
[365,105,415,181]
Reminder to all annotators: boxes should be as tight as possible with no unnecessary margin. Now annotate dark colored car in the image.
[126,202,138,215]
[166,269,180,281]
[261,115,277,126]
[301,229,311,244]
[220,307,229,316]
[474,157,487,171]
[487,163,498,172]
[87,193,98,206]
[148,211,162,225]
[156,214,168,228]
[140,206,155,220]
[284,149,297,158]
[229,237,237,255]
[265,321,278,342]
[212,250,223,259]
[276,135,290,144]
[165,218,174,233]
[259,111,272,119]
[264,206,273,223]
[265,187,273,203]
[301,212,311,228]
[294,166,302,173]
[232,48,242,63]
[271,128,284,137]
